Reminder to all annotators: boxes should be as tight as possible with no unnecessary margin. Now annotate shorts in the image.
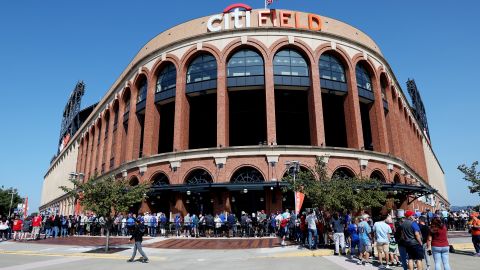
[359,240,372,253]
[405,244,424,260]
[389,243,398,253]
[350,239,359,252]
[376,242,389,254]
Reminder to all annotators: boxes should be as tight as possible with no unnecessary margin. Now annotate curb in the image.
[257,249,334,258]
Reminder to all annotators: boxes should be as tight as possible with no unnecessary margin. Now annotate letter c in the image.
[207,14,223,32]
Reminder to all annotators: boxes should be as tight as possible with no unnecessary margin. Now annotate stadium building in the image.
[40,4,449,217]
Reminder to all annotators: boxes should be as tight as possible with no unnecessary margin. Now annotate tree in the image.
[283,157,387,213]
[457,161,480,197]
[0,187,23,217]
[61,175,149,252]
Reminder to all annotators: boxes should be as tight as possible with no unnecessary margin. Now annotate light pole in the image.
[285,161,300,211]
[8,188,17,218]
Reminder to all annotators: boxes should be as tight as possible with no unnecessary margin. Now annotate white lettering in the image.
[224,13,230,30]
[246,11,251,28]
[207,14,223,32]
[233,8,243,29]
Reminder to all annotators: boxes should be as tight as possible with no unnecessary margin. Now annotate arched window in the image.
[230,166,265,183]
[185,169,213,185]
[129,177,139,187]
[356,63,374,101]
[151,173,169,186]
[155,63,176,102]
[137,78,148,103]
[227,49,264,88]
[186,54,217,93]
[319,53,347,93]
[394,174,401,184]
[123,90,131,122]
[273,49,310,87]
[370,170,386,182]
[332,167,355,180]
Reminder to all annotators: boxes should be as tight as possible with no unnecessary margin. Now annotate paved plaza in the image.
[0,234,478,270]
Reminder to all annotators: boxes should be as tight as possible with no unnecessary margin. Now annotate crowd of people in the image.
[1,208,479,269]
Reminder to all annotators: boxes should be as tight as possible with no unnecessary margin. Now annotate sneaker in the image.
[357,261,362,265]
[127,259,134,262]
[385,265,392,269]
[142,259,149,263]
[362,261,366,266]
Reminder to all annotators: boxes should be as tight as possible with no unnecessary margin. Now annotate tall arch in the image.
[319,51,348,147]
[273,47,311,146]
[185,52,218,150]
[120,88,131,164]
[355,60,376,151]
[150,172,170,186]
[226,48,267,146]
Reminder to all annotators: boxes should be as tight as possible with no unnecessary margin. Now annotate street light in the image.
[8,188,18,218]
[285,160,300,212]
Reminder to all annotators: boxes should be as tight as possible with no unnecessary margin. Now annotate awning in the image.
[148,181,289,194]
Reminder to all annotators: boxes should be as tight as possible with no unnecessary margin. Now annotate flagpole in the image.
[264,0,267,9]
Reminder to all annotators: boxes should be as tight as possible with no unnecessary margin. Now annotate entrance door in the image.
[185,192,213,215]
[230,190,266,217]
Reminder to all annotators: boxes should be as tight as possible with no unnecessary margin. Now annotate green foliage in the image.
[0,187,23,217]
[60,175,149,219]
[457,161,480,196]
[283,157,387,212]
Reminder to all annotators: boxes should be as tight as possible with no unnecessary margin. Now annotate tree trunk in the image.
[105,228,110,252]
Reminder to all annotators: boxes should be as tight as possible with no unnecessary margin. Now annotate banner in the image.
[23,197,28,218]
[294,191,305,214]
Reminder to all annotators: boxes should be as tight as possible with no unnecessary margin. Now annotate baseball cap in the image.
[405,210,415,218]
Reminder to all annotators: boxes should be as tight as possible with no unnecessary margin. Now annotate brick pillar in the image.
[142,76,159,157]
[84,132,92,180]
[345,69,364,149]
[172,194,186,216]
[370,74,389,153]
[90,127,98,177]
[217,61,229,147]
[104,109,115,172]
[385,87,400,157]
[114,101,125,168]
[96,118,106,173]
[264,59,277,145]
[173,73,189,151]
[77,142,83,173]
[309,64,325,146]
[81,138,88,177]
[125,90,139,161]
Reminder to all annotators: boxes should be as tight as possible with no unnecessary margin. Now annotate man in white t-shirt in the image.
[306,210,318,249]
[373,215,393,269]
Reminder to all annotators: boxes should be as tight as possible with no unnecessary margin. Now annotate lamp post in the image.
[8,188,17,218]
[285,161,300,210]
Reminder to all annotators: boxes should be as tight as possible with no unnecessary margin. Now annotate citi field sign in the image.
[207,3,323,32]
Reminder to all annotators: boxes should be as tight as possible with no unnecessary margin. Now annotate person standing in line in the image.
[12,216,23,241]
[467,212,480,257]
[20,216,32,241]
[418,216,431,270]
[305,209,318,249]
[127,219,149,263]
[0,217,9,241]
[401,211,424,270]
[52,215,61,238]
[358,214,373,266]
[31,214,42,240]
[427,218,451,270]
[330,213,346,255]
[373,215,393,269]
[347,217,360,258]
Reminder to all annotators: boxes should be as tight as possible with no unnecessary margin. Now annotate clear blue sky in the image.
[0,0,478,212]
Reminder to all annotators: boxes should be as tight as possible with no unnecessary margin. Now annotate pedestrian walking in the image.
[127,219,149,263]
[12,216,23,241]
[306,209,317,249]
[31,214,42,240]
[427,218,451,270]
[467,212,480,256]
[358,214,373,266]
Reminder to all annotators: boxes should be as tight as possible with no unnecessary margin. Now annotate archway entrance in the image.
[229,167,266,216]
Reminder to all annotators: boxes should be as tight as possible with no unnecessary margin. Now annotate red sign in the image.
[295,191,305,214]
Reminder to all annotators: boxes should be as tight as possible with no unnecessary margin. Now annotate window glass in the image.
[187,54,217,84]
[137,79,148,103]
[273,49,309,77]
[319,53,346,83]
[356,64,372,91]
[156,63,176,93]
[227,49,264,78]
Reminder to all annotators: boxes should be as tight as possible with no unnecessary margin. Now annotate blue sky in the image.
[0,0,478,212]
